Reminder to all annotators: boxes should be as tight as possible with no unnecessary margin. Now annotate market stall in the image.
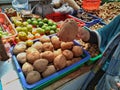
[0,0,120,90]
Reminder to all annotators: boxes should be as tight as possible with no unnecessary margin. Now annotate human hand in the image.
[117,82,120,88]
[76,27,90,42]
[57,19,78,42]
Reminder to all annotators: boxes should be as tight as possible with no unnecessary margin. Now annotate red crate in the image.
[46,12,85,27]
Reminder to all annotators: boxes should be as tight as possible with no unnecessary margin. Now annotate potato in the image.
[53,49,62,58]
[72,46,83,57]
[26,47,40,64]
[16,52,27,64]
[41,51,54,62]
[72,57,82,63]
[39,35,50,43]
[26,71,41,84]
[42,42,54,51]
[13,43,27,54]
[32,41,43,52]
[33,59,48,73]
[54,54,67,70]
[62,50,73,60]
[51,36,61,49]
[22,62,34,76]
[66,60,73,66]
[42,65,56,78]
[61,42,74,50]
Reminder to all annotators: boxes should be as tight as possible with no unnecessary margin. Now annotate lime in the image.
[48,20,53,25]
[43,18,48,23]
[38,21,44,27]
[21,27,28,34]
[27,24,33,32]
[16,26,22,32]
[0,27,2,31]
[31,17,37,21]
[39,28,45,35]
[23,21,29,26]
[50,30,55,34]
[15,20,22,26]
[32,20,38,26]
[27,19,32,24]
[37,18,42,22]
[51,25,57,30]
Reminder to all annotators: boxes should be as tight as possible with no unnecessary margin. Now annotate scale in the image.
[32,0,54,18]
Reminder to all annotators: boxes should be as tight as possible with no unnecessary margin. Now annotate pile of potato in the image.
[13,35,84,84]
[78,39,100,58]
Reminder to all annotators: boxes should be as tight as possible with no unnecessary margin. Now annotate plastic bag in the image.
[12,0,29,11]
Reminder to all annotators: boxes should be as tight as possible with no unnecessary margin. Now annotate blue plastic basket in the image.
[11,40,90,90]
[71,9,102,27]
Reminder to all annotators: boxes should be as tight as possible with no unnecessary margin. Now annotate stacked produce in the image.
[95,2,120,24]
[12,17,58,42]
[78,39,100,58]
[13,35,84,84]
[89,22,106,30]
[0,13,17,42]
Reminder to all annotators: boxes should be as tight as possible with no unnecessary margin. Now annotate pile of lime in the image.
[26,17,59,35]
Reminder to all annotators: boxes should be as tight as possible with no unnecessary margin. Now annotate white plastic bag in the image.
[12,0,29,11]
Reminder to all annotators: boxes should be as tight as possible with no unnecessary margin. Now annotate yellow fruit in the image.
[26,40,33,47]
[27,32,34,40]
[18,31,27,41]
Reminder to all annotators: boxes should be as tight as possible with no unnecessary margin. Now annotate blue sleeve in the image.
[96,15,120,52]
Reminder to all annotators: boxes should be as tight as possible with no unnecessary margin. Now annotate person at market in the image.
[58,15,120,90]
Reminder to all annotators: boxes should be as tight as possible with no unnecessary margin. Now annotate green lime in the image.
[32,20,38,26]
[38,21,44,27]
[43,18,48,23]
[0,27,2,31]
[51,25,57,30]
[16,26,22,32]
[27,19,32,24]
[31,17,37,21]
[50,30,55,34]
[48,20,53,26]
[39,28,45,34]
[37,18,42,22]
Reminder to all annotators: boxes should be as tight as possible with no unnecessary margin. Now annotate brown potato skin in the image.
[33,59,48,73]
[61,42,74,50]
[16,52,27,64]
[51,36,61,50]
[42,42,54,51]
[53,49,62,58]
[39,35,51,43]
[62,50,73,60]
[72,46,83,57]
[26,71,41,84]
[31,41,43,52]
[42,65,56,78]
[22,62,34,76]
[41,51,54,62]
[54,54,67,70]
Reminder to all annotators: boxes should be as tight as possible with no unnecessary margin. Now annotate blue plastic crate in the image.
[11,40,90,90]
[71,9,102,27]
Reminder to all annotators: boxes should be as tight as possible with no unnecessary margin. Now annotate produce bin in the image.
[102,0,120,3]
[0,13,17,41]
[11,40,90,90]
[45,12,85,27]
[71,9,102,27]
[86,54,102,65]
[86,21,106,30]
[82,26,103,65]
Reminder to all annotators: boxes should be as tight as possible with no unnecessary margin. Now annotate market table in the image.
[0,58,92,90]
